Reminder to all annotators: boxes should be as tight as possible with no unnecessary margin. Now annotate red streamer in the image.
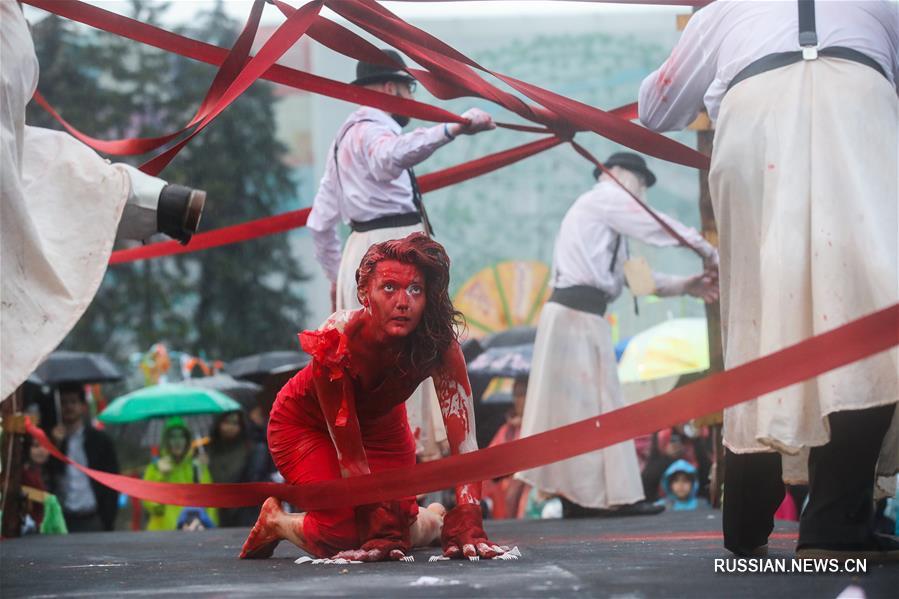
[109,135,563,264]
[26,304,899,511]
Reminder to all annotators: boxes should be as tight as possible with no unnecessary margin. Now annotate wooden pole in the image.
[1,386,26,538]
[679,8,725,507]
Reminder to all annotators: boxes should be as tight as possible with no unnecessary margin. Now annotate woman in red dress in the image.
[240,233,508,561]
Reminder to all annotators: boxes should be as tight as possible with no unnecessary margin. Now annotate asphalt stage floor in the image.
[2,509,894,598]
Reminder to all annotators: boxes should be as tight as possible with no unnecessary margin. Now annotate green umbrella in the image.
[99,384,242,424]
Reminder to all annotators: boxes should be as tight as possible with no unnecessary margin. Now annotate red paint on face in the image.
[365,260,426,339]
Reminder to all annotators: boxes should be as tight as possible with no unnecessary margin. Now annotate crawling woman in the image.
[240,233,508,561]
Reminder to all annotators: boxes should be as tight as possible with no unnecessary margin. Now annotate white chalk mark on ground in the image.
[410,576,461,587]
[294,556,362,565]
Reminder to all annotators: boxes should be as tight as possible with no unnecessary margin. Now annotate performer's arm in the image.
[359,120,454,181]
[652,272,718,303]
[306,151,343,284]
[637,4,719,132]
[600,186,718,264]
[311,373,370,478]
[433,341,480,505]
[433,342,509,559]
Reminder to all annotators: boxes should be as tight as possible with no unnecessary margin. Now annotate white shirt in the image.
[638,0,899,130]
[551,178,717,300]
[307,107,454,282]
[61,424,98,514]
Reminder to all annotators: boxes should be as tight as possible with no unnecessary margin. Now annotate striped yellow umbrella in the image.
[453,260,551,340]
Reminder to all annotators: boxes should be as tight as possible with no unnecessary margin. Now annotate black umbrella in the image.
[225,351,310,383]
[181,374,262,410]
[467,343,533,379]
[31,351,123,386]
[461,337,485,363]
[481,326,536,349]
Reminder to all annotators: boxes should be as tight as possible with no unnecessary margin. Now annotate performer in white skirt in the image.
[639,0,899,559]
[306,50,494,454]
[515,152,719,515]
[1,1,205,399]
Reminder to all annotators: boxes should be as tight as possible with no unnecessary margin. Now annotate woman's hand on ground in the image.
[332,539,410,562]
[441,503,510,559]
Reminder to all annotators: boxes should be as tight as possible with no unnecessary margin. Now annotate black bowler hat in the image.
[351,49,416,87]
[593,152,657,187]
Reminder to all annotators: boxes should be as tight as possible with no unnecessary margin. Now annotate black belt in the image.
[727,46,887,94]
[547,285,610,317]
[349,211,421,233]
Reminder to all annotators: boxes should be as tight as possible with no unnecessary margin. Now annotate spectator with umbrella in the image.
[46,383,120,532]
[99,384,242,530]
[142,416,217,531]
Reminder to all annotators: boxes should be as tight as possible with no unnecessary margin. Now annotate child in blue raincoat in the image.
[660,459,701,511]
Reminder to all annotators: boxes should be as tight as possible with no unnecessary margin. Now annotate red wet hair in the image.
[356,233,463,374]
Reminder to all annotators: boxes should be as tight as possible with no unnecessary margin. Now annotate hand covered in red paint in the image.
[333,501,413,562]
[441,503,510,559]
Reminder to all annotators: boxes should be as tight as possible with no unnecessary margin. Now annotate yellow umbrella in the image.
[618,318,709,383]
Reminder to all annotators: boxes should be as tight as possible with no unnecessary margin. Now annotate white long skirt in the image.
[335,223,447,455]
[1,4,132,398]
[711,58,899,496]
[515,301,644,508]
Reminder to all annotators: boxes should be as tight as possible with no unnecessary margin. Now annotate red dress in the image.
[267,322,421,557]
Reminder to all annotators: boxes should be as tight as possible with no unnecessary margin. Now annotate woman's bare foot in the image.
[410,502,446,548]
[240,497,284,559]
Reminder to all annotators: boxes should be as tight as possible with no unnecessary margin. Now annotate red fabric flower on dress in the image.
[299,328,350,383]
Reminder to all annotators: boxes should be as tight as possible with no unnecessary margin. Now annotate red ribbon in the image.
[26,304,899,511]
[109,135,564,264]
[323,0,709,168]
[24,0,694,168]
[569,140,706,257]
[390,0,712,4]
[109,209,311,265]
[140,0,325,175]
[22,0,469,151]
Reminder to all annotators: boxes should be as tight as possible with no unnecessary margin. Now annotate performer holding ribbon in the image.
[241,233,509,562]
[639,0,898,559]
[516,152,718,518]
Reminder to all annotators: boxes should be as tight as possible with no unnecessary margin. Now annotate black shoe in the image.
[157,184,206,244]
[612,500,666,517]
[561,498,664,519]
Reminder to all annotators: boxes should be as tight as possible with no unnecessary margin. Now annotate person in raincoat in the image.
[660,459,700,512]
[142,417,217,531]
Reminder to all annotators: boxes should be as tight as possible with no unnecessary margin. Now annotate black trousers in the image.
[723,403,896,553]
[63,511,104,533]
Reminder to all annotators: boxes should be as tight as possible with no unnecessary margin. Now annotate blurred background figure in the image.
[207,411,269,527]
[482,375,530,520]
[660,459,700,512]
[46,383,119,532]
[141,417,216,531]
